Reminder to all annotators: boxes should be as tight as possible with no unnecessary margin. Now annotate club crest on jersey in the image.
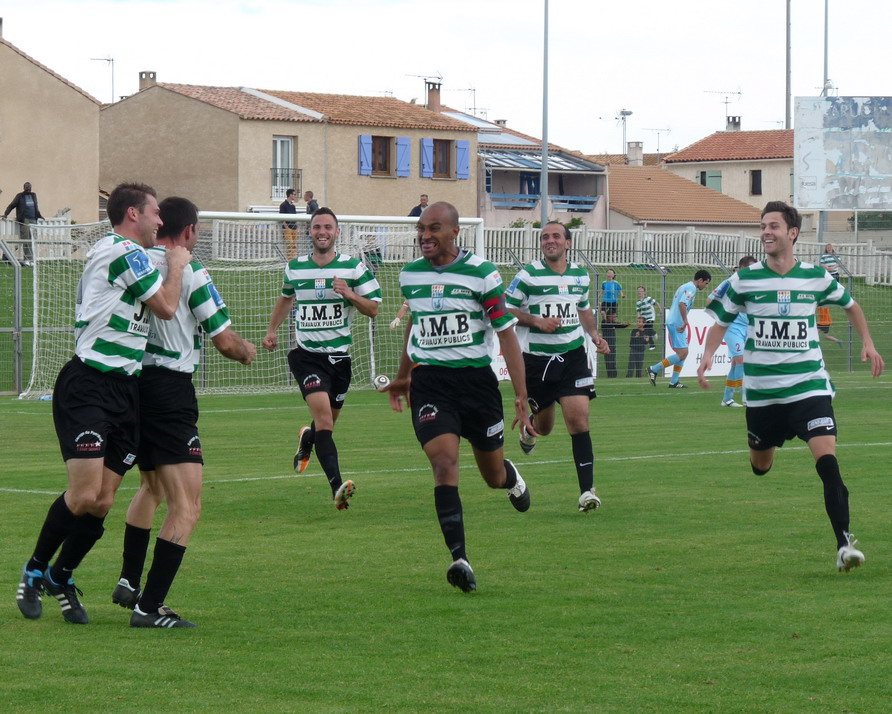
[432,284,445,311]
[574,275,582,286]
[315,278,327,299]
[777,290,791,316]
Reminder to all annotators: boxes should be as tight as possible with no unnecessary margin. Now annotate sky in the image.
[4,0,892,155]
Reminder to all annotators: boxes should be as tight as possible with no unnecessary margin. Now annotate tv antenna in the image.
[90,55,115,103]
[704,88,742,118]
[643,127,671,152]
[445,86,487,118]
[617,108,633,154]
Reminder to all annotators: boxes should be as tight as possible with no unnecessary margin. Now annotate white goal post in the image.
[20,213,483,399]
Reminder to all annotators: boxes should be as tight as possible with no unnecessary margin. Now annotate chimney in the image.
[494,119,507,127]
[627,141,644,167]
[726,115,741,131]
[139,71,157,91]
[425,80,442,113]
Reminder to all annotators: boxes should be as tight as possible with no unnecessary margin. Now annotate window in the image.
[358,135,410,177]
[421,138,470,179]
[519,171,540,196]
[433,140,452,178]
[699,170,722,192]
[271,136,296,200]
[750,169,762,196]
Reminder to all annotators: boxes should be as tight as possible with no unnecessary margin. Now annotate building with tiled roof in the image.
[662,121,794,210]
[0,34,101,223]
[100,73,478,216]
[607,166,761,231]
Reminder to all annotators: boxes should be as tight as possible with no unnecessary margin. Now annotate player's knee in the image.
[751,461,771,476]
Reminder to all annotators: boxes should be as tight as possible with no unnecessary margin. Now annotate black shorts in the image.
[601,303,618,318]
[137,367,202,470]
[817,325,830,334]
[52,357,139,476]
[746,395,838,450]
[410,365,505,452]
[287,347,352,410]
[524,347,595,412]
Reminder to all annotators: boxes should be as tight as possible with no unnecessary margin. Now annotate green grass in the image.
[2,374,892,712]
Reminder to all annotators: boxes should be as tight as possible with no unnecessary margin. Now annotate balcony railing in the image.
[490,193,598,212]
[271,168,301,201]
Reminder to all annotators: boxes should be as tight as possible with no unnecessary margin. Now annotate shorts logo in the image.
[486,420,505,438]
[747,430,762,446]
[123,453,136,465]
[303,373,322,390]
[315,278,327,299]
[187,435,203,458]
[777,290,791,316]
[74,430,103,454]
[575,377,594,388]
[432,285,445,311]
[417,403,439,424]
[335,392,346,403]
[807,417,835,431]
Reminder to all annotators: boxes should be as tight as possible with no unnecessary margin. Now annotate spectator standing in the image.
[626,316,651,377]
[3,181,43,264]
[599,269,624,318]
[408,194,429,217]
[635,286,660,350]
[279,188,299,260]
[820,243,841,281]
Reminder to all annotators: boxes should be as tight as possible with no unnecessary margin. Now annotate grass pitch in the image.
[2,374,891,712]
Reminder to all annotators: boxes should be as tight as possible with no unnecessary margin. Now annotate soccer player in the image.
[647,269,712,388]
[263,207,381,509]
[635,286,660,350]
[15,182,189,624]
[506,221,610,511]
[697,201,884,571]
[707,256,756,407]
[387,201,536,593]
[113,197,256,628]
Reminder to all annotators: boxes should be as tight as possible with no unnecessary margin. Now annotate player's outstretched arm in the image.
[497,326,537,437]
[388,321,414,412]
[212,328,256,365]
[262,295,295,351]
[697,323,729,389]
[845,302,885,377]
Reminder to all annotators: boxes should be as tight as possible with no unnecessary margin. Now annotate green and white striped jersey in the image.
[400,249,516,368]
[636,296,658,322]
[704,260,854,406]
[143,246,231,373]
[73,233,163,376]
[281,253,382,353]
[505,260,591,355]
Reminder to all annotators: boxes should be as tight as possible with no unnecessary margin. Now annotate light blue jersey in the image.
[667,281,698,327]
[710,278,747,345]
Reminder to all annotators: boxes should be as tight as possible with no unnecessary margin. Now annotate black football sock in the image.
[314,429,342,494]
[138,538,187,614]
[29,493,76,570]
[434,485,466,562]
[120,523,152,589]
[571,431,595,493]
[52,513,106,580]
[503,459,518,490]
[816,454,850,549]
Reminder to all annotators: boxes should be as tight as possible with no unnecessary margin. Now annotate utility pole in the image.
[540,0,549,227]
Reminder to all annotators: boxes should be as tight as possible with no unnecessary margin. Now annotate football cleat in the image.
[721,399,744,408]
[667,382,687,389]
[648,369,657,387]
[334,480,355,510]
[446,558,477,593]
[112,577,141,610]
[16,564,44,620]
[519,424,538,455]
[578,489,602,512]
[130,605,196,628]
[43,568,88,624]
[506,461,530,512]
[293,426,313,474]
[837,532,865,572]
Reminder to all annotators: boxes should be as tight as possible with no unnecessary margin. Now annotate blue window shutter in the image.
[396,137,410,177]
[358,135,372,176]
[456,140,470,180]
[420,138,434,178]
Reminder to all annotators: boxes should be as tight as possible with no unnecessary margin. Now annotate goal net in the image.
[20,213,481,398]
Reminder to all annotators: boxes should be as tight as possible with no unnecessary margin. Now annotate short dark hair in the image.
[426,201,459,227]
[542,221,570,240]
[286,188,296,198]
[761,201,802,231]
[107,182,156,226]
[694,269,712,282]
[738,255,757,269]
[157,197,199,239]
[310,206,338,227]
[304,190,314,199]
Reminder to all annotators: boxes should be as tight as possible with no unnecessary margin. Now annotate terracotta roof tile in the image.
[665,129,793,163]
[159,84,319,122]
[585,152,669,167]
[263,91,475,131]
[608,166,762,224]
[1,37,100,105]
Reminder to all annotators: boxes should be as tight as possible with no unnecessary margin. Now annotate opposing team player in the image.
[708,256,756,407]
[506,221,610,511]
[263,207,381,509]
[112,197,256,628]
[387,201,535,593]
[697,201,884,571]
[16,183,189,624]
